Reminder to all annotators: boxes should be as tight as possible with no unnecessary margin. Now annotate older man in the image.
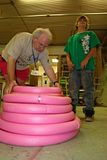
[0,28,59,94]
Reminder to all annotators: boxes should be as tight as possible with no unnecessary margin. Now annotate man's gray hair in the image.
[32,28,52,42]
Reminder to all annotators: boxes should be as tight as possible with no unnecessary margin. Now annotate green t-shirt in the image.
[64,31,101,70]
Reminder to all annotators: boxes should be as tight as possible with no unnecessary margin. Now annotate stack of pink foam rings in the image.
[0,86,80,146]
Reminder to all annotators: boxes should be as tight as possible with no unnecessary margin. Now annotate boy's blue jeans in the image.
[68,69,95,113]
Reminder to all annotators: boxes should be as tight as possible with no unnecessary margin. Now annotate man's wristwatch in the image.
[53,81,58,85]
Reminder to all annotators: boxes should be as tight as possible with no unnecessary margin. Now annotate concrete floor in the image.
[0,65,107,160]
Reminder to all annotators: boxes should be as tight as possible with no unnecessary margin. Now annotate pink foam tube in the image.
[3,102,72,114]
[0,117,80,135]
[13,86,62,94]
[0,129,79,146]
[3,93,71,105]
[1,111,75,124]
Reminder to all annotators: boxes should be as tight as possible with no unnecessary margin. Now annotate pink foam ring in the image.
[3,102,72,114]
[0,117,80,135]
[3,93,71,105]
[13,86,62,94]
[1,111,75,124]
[0,129,79,146]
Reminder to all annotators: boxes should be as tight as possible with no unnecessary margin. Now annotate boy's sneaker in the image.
[85,116,94,122]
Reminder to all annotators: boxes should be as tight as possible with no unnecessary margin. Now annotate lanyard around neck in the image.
[32,48,39,70]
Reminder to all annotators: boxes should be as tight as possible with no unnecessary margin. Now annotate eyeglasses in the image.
[37,40,48,48]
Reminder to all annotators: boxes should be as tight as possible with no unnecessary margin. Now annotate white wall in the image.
[48,46,65,55]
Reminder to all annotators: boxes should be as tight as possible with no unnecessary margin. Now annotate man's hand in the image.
[54,82,63,95]
[67,61,75,71]
[4,80,17,94]
[54,81,60,87]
